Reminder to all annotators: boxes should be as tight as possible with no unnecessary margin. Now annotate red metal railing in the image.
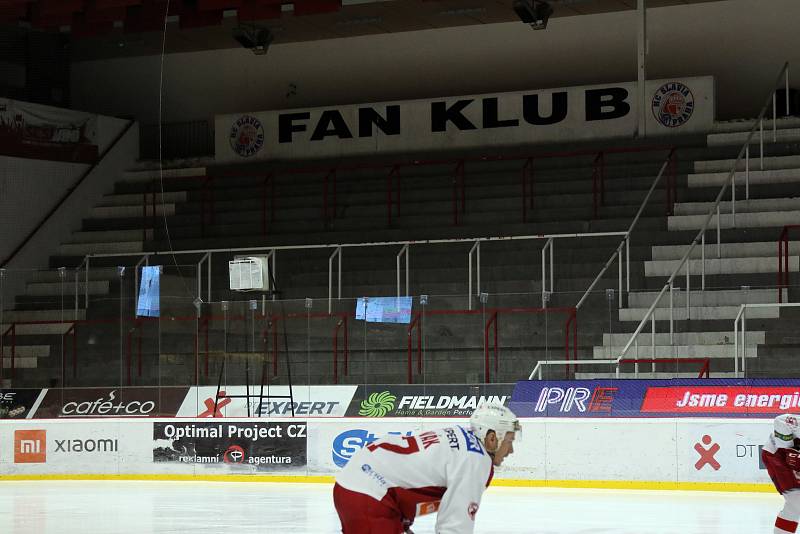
[387,165,400,226]
[521,157,534,223]
[406,307,577,384]
[618,357,711,378]
[323,168,338,225]
[778,224,800,302]
[452,160,466,225]
[262,173,275,235]
[198,144,674,233]
[592,152,605,218]
[142,175,216,242]
[262,312,350,384]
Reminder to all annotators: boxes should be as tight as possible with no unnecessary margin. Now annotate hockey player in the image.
[763,413,800,534]
[333,403,520,534]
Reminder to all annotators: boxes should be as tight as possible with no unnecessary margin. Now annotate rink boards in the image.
[0,417,775,492]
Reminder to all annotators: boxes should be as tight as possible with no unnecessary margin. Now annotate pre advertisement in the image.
[215,77,714,162]
[177,385,357,418]
[510,379,800,418]
[347,385,514,417]
[33,387,189,418]
[0,389,46,419]
[153,421,307,470]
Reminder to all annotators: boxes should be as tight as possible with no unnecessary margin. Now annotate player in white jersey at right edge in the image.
[333,403,520,533]
[763,414,800,534]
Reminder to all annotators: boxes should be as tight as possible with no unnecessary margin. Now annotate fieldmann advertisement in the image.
[153,421,307,471]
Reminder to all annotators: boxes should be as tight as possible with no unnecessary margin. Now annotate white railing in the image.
[78,231,627,317]
[530,62,791,380]
[733,302,800,377]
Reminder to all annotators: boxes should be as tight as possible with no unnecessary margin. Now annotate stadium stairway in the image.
[585,118,800,379]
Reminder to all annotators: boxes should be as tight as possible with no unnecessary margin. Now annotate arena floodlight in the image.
[512,0,553,30]
[232,25,274,55]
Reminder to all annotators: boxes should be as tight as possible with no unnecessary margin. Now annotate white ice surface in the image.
[0,481,784,533]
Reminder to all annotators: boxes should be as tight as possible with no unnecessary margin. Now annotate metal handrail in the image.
[733,302,800,378]
[575,148,676,311]
[778,225,800,302]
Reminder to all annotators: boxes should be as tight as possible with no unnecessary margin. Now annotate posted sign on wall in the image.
[215,77,714,162]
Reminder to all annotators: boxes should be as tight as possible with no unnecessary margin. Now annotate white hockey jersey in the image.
[335,425,494,534]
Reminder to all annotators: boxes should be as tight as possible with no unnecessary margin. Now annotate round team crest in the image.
[652,82,695,128]
[229,115,265,157]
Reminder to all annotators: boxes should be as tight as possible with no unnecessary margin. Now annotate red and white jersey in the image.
[764,414,800,454]
[335,425,494,534]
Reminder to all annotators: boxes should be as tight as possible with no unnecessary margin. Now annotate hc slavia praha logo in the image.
[229,115,265,157]
[652,82,695,128]
[14,429,46,463]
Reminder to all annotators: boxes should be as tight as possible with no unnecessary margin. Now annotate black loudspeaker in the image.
[776,88,800,116]
[232,26,274,55]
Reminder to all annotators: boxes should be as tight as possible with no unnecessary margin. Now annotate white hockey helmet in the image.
[469,403,521,443]
[775,414,800,446]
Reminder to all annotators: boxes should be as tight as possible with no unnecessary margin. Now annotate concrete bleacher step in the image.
[1,345,50,358]
[98,191,187,206]
[59,241,144,256]
[674,197,800,216]
[619,305,780,322]
[668,210,800,231]
[576,372,738,379]
[26,281,109,297]
[707,128,800,147]
[68,229,152,244]
[688,168,800,188]
[602,331,765,346]
[711,117,800,134]
[0,356,38,369]
[91,205,176,219]
[694,154,800,173]
[652,241,800,260]
[0,323,74,335]
[121,167,206,182]
[0,309,85,322]
[645,255,798,276]
[627,288,775,308]
[592,345,755,359]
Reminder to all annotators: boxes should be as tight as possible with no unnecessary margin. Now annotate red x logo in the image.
[694,435,721,471]
[198,391,232,418]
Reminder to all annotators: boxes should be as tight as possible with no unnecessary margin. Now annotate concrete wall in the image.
[70,0,800,125]
[1,117,138,305]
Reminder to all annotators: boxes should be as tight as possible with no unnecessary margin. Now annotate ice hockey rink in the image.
[0,480,782,533]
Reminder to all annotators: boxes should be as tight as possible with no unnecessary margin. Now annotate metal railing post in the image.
[669,281,674,345]
[650,313,656,374]
[328,246,342,313]
[787,67,791,117]
[716,206,721,258]
[468,241,480,310]
[396,244,410,297]
[618,246,623,309]
[701,233,706,291]
[773,92,777,142]
[686,262,690,321]
[745,145,750,200]
[742,308,747,377]
[626,236,631,294]
[734,307,739,378]
[760,118,764,170]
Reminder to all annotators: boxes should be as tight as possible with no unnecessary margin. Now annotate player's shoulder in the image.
[438,425,490,459]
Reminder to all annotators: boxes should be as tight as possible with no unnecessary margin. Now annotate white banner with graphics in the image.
[215,77,714,163]
[0,417,774,487]
[176,385,357,418]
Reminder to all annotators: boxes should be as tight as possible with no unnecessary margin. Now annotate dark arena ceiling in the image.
[0,0,727,60]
